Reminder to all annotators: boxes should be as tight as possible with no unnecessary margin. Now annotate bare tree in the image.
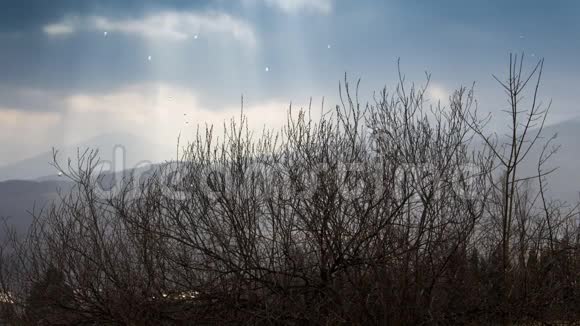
[1,55,578,325]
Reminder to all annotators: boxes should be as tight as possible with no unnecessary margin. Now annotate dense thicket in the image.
[1,55,579,325]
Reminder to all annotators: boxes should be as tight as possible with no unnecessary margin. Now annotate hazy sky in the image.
[0,0,579,165]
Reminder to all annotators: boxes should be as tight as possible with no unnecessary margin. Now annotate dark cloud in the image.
[0,0,229,33]
[0,0,579,113]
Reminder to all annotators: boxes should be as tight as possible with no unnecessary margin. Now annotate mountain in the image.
[0,132,175,182]
[0,163,168,235]
[524,118,580,205]
[0,120,580,236]
[469,118,580,205]
[0,179,73,234]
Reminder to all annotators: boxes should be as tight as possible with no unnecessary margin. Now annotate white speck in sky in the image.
[327,44,331,49]
[148,55,152,61]
[265,66,270,72]
[103,31,108,36]
[519,34,524,39]
[194,34,198,39]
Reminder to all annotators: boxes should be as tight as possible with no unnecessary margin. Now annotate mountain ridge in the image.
[0,132,174,181]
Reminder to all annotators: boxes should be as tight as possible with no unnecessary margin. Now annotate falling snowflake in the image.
[103,31,108,36]
[519,34,524,39]
[57,172,63,177]
[327,44,331,49]
[194,34,198,39]
[148,55,152,61]
[265,66,270,72]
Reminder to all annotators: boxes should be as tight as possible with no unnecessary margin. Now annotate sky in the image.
[0,0,579,166]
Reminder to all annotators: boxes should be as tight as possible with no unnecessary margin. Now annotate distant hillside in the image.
[0,132,174,181]
[0,179,73,234]
[524,118,580,205]
[0,119,579,236]
[0,163,163,234]
[473,118,580,205]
